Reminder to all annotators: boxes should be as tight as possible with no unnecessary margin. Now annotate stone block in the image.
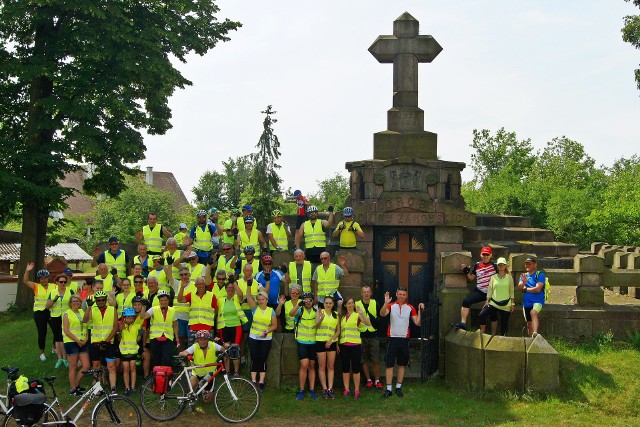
[443,273,468,289]
[590,242,607,254]
[265,333,283,387]
[280,333,300,377]
[510,254,536,271]
[577,273,602,287]
[439,288,468,335]
[458,330,486,391]
[373,130,438,160]
[440,251,472,274]
[604,269,640,288]
[600,248,623,267]
[576,286,604,307]
[525,335,559,391]
[484,336,526,392]
[435,227,464,244]
[627,253,640,269]
[335,249,367,273]
[613,252,631,269]
[444,329,467,387]
[545,270,578,287]
[574,255,604,273]
[272,251,293,268]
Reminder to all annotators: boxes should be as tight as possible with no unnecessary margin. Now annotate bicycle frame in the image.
[43,372,105,425]
[0,376,9,414]
[171,357,242,401]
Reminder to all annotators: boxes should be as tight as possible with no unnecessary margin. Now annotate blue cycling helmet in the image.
[36,269,50,279]
[343,207,353,216]
[123,307,136,317]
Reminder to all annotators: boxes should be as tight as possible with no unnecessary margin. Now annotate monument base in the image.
[373,130,438,160]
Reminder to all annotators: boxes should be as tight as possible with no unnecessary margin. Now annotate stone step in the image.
[463,241,579,259]
[464,226,556,243]
[474,214,532,228]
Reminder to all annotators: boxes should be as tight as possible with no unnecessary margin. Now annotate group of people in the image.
[454,246,547,337]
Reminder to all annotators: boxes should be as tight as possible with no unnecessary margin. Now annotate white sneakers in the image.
[39,353,47,362]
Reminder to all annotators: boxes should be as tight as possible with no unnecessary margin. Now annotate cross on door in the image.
[380,232,429,286]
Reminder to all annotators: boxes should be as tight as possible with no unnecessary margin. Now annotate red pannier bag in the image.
[152,366,173,394]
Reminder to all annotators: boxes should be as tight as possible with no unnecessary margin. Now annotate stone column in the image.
[575,254,604,306]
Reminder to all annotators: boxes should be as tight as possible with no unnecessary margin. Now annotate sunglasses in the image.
[320,257,329,260]
[217,278,227,282]
[95,299,107,302]
[303,299,313,303]
[223,248,232,251]
[57,280,67,284]
[134,280,144,284]
[109,243,118,246]
[263,262,272,265]
[179,273,190,277]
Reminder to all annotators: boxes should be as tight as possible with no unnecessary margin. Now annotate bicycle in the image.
[139,347,259,423]
[2,368,142,427]
[1,366,58,425]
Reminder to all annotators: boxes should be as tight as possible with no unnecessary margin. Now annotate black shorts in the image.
[121,354,137,362]
[315,341,336,353]
[297,342,317,361]
[385,337,409,368]
[218,326,242,345]
[89,342,116,363]
[462,288,487,308]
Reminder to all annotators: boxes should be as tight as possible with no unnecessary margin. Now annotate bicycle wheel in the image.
[139,373,186,422]
[2,405,59,427]
[213,377,260,423]
[92,395,141,427]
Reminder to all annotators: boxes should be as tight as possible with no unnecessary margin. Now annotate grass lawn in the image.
[1,310,639,426]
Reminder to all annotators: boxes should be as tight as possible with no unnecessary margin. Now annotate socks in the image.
[396,382,402,389]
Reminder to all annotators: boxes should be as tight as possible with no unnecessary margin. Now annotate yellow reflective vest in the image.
[295,307,317,343]
[193,225,213,252]
[303,220,325,249]
[315,310,338,342]
[48,288,74,318]
[115,291,135,317]
[120,322,141,355]
[143,224,164,253]
[188,292,216,327]
[239,230,259,253]
[33,284,53,312]
[268,223,289,250]
[339,312,362,345]
[316,264,339,297]
[193,343,217,377]
[250,306,274,338]
[91,306,116,342]
[149,307,176,340]
[104,250,127,279]
[355,299,378,333]
[63,309,86,344]
[288,261,312,293]
[216,295,247,328]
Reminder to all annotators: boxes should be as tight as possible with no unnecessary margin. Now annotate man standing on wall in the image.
[517,257,546,338]
[454,246,497,332]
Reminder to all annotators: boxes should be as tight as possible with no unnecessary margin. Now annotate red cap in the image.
[481,246,492,255]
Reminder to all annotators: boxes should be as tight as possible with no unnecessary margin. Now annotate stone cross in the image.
[369,12,442,114]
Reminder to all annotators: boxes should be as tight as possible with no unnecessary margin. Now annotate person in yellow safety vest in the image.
[46,274,74,368]
[136,212,172,256]
[295,205,334,264]
[141,290,179,368]
[238,246,261,278]
[208,243,238,280]
[108,277,136,319]
[148,256,170,292]
[172,250,205,279]
[276,284,301,334]
[132,244,150,278]
[163,237,182,278]
[174,223,189,249]
[178,330,225,391]
[209,269,231,302]
[165,265,196,349]
[62,294,90,396]
[338,297,371,400]
[63,268,80,293]
[291,291,318,400]
[22,262,57,362]
[266,210,292,253]
[187,210,217,265]
[236,205,257,234]
[312,252,349,310]
[331,207,365,249]
[83,290,118,391]
[95,263,121,294]
[118,307,142,396]
[246,287,277,392]
[92,236,130,279]
[356,285,383,390]
[216,280,247,375]
[131,296,151,378]
[285,249,313,294]
[314,295,340,400]
[238,216,266,257]
[237,263,259,366]
[178,276,218,346]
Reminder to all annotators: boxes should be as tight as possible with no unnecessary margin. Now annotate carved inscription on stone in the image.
[385,165,433,192]
[366,212,444,225]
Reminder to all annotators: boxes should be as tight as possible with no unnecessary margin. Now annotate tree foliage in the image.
[461,129,628,250]
[308,172,350,212]
[0,1,240,307]
[245,105,284,225]
[192,156,254,211]
[622,0,640,93]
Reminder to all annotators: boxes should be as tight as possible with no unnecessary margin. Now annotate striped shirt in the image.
[473,261,498,293]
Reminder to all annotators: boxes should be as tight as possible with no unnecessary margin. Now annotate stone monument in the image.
[343,13,475,314]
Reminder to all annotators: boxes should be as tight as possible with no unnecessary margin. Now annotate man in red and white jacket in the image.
[379,287,424,398]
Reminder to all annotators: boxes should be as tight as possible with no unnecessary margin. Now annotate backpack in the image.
[534,271,551,302]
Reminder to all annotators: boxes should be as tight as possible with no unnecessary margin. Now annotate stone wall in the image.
[444,329,559,392]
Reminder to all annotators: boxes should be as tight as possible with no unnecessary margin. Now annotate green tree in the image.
[308,172,350,212]
[586,156,640,246]
[0,2,240,307]
[622,0,640,93]
[245,106,283,225]
[192,155,254,211]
